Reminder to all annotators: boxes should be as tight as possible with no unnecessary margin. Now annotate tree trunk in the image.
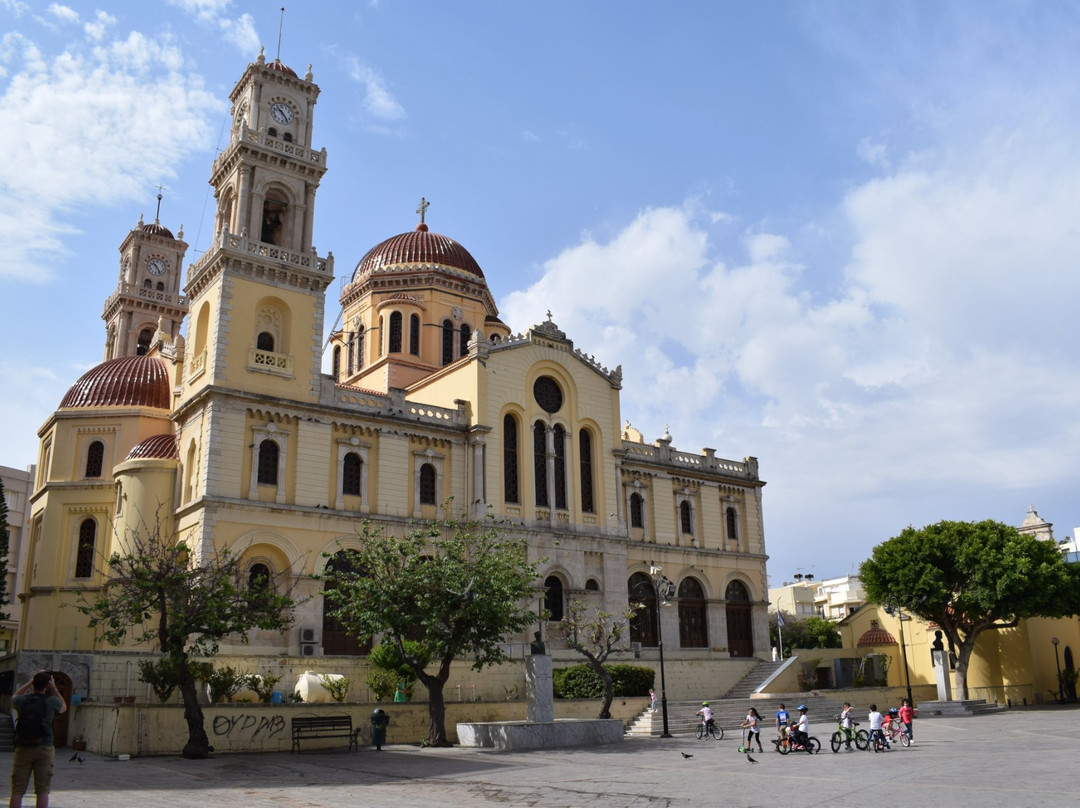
[954,640,975,702]
[176,658,211,758]
[590,660,614,719]
[417,660,452,747]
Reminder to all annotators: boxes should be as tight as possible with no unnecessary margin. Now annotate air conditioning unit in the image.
[299,627,320,643]
[301,643,319,657]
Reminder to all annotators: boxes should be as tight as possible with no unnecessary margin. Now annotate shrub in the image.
[365,668,398,700]
[244,672,283,703]
[553,664,654,699]
[207,665,247,703]
[319,675,351,702]
[138,656,179,703]
[368,641,430,685]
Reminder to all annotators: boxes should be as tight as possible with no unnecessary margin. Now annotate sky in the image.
[2,0,1079,585]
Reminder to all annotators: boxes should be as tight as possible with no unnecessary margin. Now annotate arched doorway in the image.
[628,572,658,648]
[725,580,754,657]
[678,577,708,648]
[51,671,73,747]
[322,552,372,656]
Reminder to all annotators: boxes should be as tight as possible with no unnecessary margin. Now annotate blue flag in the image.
[776,612,785,627]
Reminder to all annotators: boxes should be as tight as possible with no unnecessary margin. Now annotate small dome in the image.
[354,223,485,282]
[266,59,298,77]
[126,433,179,461]
[857,626,897,647]
[142,221,174,239]
[59,355,171,410]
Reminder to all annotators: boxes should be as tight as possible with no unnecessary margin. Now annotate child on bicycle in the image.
[868,704,890,750]
[790,704,810,749]
[840,702,855,751]
[741,707,763,752]
[696,701,715,734]
[898,698,915,743]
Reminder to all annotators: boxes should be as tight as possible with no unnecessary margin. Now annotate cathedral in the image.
[12,51,770,700]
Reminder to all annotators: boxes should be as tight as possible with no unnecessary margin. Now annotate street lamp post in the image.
[884,598,914,706]
[1052,637,1062,702]
[636,565,676,738]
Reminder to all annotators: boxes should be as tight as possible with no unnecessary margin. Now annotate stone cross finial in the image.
[416,197,430,224]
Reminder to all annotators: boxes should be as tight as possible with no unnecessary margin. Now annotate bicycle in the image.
[695,717,724,740]
[882,716,910,748]
[773,725,819,754]
[829,714,869,752]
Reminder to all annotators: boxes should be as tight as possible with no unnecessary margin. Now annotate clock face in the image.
[147,258,166,276]
[270,102,293,124]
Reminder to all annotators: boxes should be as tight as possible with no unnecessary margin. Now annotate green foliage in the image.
[138,656,179,703]
[319,675,352,702]
[860,519,1080,698]
[322,510,542,746]
[553,664,655,699]
[368,641,431,684]
[365,668,399,701]
[769,613,842,657]
[0,479,9,622]
[75,511,301,757]
[207,666,247,703]
[244,672,283,703]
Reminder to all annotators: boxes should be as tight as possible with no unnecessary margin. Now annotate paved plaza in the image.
[13,707,1077,808]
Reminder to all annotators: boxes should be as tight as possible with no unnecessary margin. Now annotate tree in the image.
[768,612,842,658]
[323,512,541,746]
[77,513,299,758]
[0,479,9,622]
[560,599,637,719]
[860,519,1080,700]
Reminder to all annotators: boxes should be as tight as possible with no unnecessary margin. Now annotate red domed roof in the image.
[59,355,171,410]
[126,433,179,461]
[266,59,297,77]
[354,223,485,281]
[142,221,174,239]
[857,626,897,647]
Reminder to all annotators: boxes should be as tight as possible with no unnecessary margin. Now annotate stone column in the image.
[526,654,554,723]
[933,650,952,701]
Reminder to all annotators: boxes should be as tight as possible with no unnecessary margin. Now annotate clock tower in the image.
[101,196,189,360]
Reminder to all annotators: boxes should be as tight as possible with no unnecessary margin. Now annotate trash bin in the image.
[371,708,390,751]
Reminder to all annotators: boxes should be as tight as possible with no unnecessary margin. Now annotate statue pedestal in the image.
[526,654,554,723]
[933,649,952,701]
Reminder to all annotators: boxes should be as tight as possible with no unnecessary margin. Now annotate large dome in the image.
[353,223,485,282]
[126,433,180,461]
[59,355,171,410]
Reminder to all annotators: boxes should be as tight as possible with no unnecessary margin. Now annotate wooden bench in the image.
[291,714,359,753]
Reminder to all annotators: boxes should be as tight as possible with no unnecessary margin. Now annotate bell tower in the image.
[181,48,332,404]
[102,194,189,360]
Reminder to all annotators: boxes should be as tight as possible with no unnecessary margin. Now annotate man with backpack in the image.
[9,671,66,808]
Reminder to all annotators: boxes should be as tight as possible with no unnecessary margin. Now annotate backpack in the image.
[14,693,50,747]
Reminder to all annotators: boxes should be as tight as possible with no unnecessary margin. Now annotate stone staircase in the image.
[724,659,787,698]
[625,695,847,738]
[914,699,1008,717]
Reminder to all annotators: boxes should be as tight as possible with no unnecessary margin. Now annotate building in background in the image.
[769,574,866,622]
[0,465,34,653]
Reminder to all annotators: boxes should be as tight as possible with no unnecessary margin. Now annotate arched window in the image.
[354,326,364,371]
[553,424,567,510]
[585,578,600,591]
[441,320,454,365]
[143,278,152,289]
[725,579,754,657]
[503,414,519,503]
[85,440,105,478]
[678,577,708,648]
[268,127,278,138]
[137,327,154,356]
[579,428,594,513]
[322,552,372,655]
[680,501,693,535]
[544,575,564,622]
[282,132,293,142]
[332,346,341,379]
[75,518,96,578]
[257,439,279,485]
[342,452,362,496]
[628,572,658,647]
[260,192,288,245]
[248,562,271,590]
[409,314,421,356]
[377,316,384,357]
[460,323,471,357]
[419,463,437,505]
[726,506,739,543]
[156,282,165,291]
[257,331,275,352]
[630,493,645,529]
[533,421,548,507]
[388,311,402,353]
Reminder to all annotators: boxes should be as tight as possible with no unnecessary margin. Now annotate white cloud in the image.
[46,3,79,24]
[84,10,117,41]
[0,29,221,280]
[219,12,258,54]
[166,0,259,54]
[344,56,406,121]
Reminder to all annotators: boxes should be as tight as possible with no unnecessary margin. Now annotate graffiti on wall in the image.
[212,713,287,741]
